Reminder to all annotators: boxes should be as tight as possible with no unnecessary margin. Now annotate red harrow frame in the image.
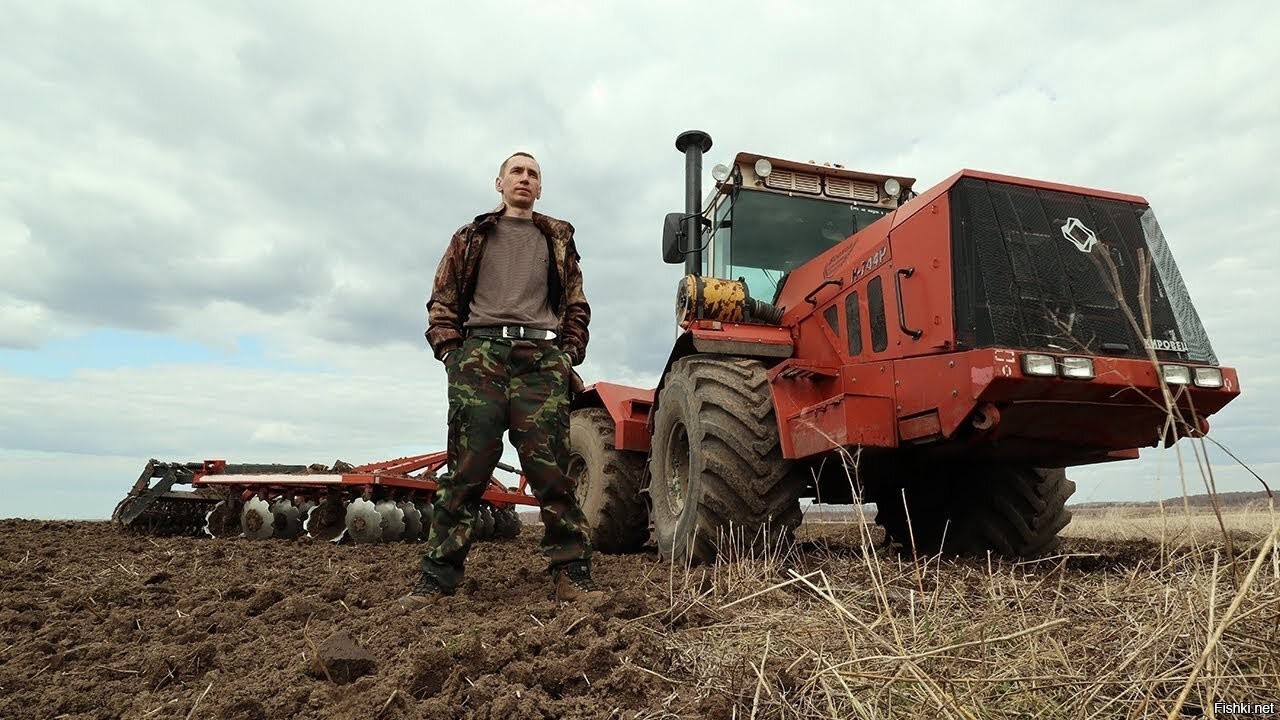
[112,451,538,543]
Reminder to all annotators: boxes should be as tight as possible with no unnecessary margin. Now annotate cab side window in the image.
[868,276,888,352]
[845,291,862,355]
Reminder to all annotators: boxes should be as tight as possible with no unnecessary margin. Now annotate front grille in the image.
[949,178,1216,363]
[824,176,879,201]
[764,169,821,194]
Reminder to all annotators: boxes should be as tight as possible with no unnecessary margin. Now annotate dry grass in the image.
[650,514,1279,719]
[1065,505,1277,547]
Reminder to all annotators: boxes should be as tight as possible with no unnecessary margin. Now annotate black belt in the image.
[467,326,557,340]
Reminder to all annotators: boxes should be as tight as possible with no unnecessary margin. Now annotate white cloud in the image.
[1,0,1277,518]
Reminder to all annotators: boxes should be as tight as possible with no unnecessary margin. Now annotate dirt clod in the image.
[311,631,377,684]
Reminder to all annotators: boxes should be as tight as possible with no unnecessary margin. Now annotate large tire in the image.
[568,408,649,553]
[647,355,804,564]
[873,462,1075,558]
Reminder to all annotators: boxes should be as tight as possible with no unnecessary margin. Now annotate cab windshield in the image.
[706,189,889,299]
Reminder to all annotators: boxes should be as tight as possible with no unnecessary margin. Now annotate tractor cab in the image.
[665,150,916,301]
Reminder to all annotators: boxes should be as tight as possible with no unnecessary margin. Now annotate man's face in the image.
[496,155,542,210]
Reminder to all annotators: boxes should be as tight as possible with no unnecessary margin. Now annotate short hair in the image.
[499,151,538,177]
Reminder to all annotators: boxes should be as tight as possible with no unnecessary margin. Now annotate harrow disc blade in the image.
[417,501,435,541]
[398,501,422,541]
[241,497,274,540]
[345,498,383,544]
[305,498,346,543]
[204,499,243,539]
[477,505,495,540]
[376,500,406,541]
[498,507,523,539]
[271,499,304,539]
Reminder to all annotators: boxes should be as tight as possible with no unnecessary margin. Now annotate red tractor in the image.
[568,130,1241,562]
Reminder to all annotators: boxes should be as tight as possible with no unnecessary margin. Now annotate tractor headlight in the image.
[884,177,901,198]
[1162,364,1192,385]
[1021,353,1057,377]
[1060,356,1095,380]
[1193,367,1224,388]
[712,163,731,182]
[754,158,773,178]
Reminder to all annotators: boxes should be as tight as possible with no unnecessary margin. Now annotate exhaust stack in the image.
[675,130,712,276]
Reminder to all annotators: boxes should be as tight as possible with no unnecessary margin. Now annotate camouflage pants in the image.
[421,336,592,590]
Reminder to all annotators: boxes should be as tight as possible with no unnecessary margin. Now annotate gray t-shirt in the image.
[464,216,559,331]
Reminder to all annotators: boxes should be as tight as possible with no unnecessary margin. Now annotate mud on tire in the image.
[568,408,648,553]
[873,462,1075,559]
[647,355,804,564]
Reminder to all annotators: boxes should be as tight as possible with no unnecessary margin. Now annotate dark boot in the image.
[552,561,605,603]
[398,572,454,610]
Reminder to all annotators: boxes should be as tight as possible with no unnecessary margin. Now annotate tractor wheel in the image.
[568,408,649,553]
[873,462,1075,559]
[647,355,804,564]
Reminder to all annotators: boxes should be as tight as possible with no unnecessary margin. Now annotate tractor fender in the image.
[645,331,697,436]
[647,325,794,435]
[573,325,794,453]
[572,381,656,453]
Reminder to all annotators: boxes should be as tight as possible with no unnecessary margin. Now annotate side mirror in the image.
[661,212,685,264]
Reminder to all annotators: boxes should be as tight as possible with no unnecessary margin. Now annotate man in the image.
[401,151,601,608]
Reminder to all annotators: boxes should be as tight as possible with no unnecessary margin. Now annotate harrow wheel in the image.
[647,355,804,564]
[204,498,243,539]
[306,497,346,542]
[270,499,304,539]
[399,501,423,541]
[375,500,406,541]
[345,498,384,544]
[416,501,435,540]
[469,505,492,541]
[240,497,275,540]
[493,507,522,539]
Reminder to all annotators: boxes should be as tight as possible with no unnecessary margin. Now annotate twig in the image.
[848,617,1070,663]
[718,570,822,610]
[93,664,140,675]
[185,682,212,720]
[1167,525,1279,720]
[750,630,773,719]
[1012,553,1100,566]
[142,701,173,717]
[631,663,681,685]
[302,618,333,684]
[376,689,400,718]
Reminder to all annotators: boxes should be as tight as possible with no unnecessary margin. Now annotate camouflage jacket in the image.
[425,206,591,365]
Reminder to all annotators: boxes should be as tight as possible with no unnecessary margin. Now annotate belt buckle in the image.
[502,326,521,339]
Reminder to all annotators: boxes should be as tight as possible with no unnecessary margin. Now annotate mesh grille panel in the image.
[950,178,1215,363]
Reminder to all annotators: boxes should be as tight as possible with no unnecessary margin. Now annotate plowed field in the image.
[1,515,1276,719]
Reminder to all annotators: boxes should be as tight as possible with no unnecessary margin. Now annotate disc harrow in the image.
[113,452,533,544]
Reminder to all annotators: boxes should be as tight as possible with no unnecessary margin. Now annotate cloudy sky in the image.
[2,1,1276,519]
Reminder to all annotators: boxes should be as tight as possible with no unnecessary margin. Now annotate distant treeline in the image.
[1071,490,1274,509]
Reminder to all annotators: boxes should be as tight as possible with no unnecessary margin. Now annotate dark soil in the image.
[0,519,1203,719]
[0,519,681,720]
